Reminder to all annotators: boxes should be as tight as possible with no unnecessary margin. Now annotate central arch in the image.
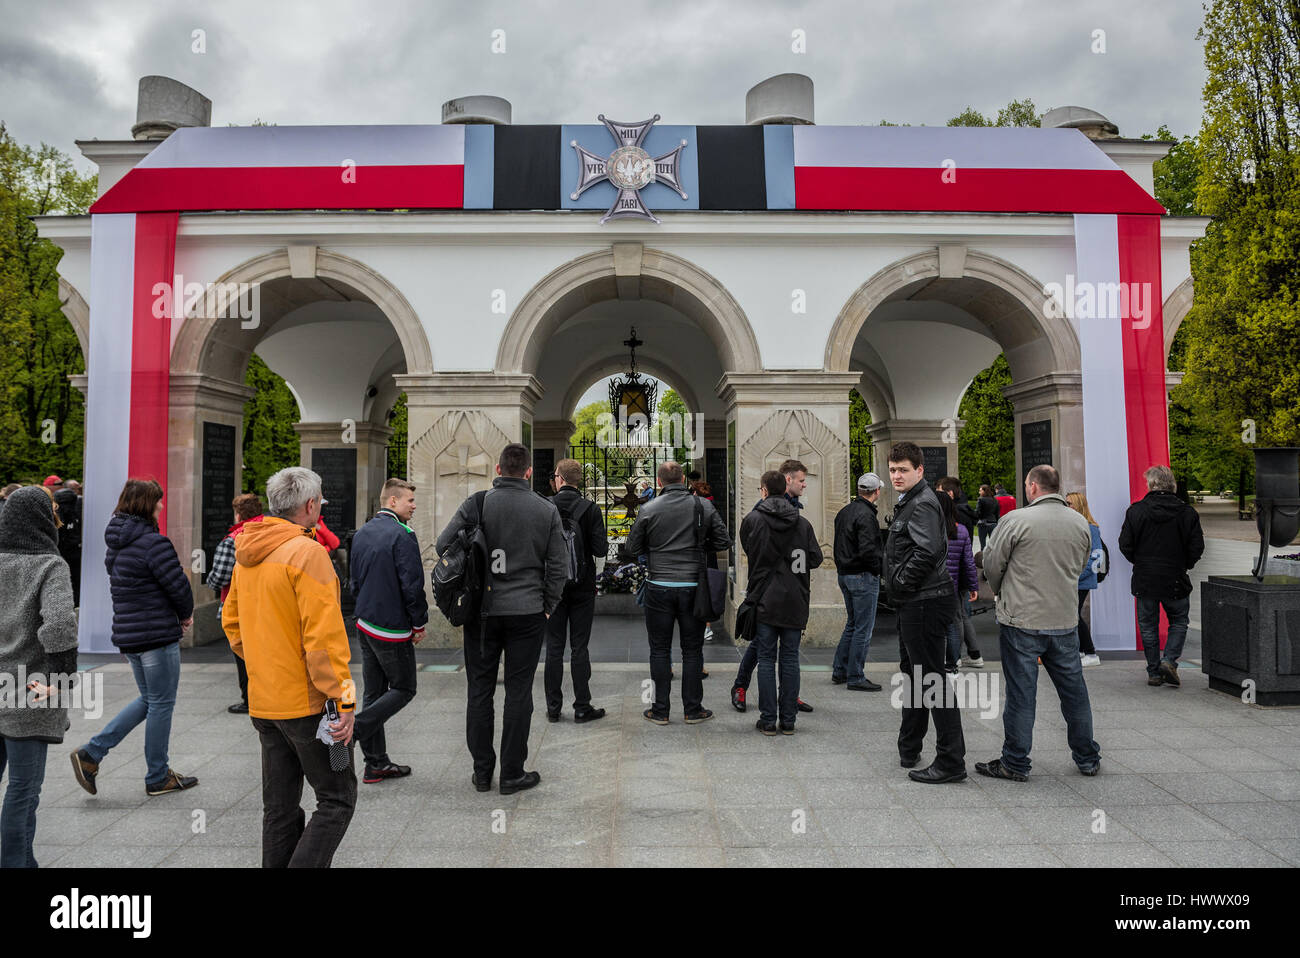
[495,246,762,376]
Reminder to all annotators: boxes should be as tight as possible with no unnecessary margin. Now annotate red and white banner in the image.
[792,126,1165,215]
[1074,214,1169,650]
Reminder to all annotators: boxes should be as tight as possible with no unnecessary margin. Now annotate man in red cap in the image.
[42,475,63,488]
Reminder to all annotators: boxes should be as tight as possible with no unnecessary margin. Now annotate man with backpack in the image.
[544,458,608,723]
[435,443,567,795]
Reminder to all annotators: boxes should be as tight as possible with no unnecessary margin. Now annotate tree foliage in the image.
[947,98,1041,128]
[241,354,300,497]
[958,354,1015,490]
[0,125,96,482]
[1174,0,1300,467]
[849,388,872,476]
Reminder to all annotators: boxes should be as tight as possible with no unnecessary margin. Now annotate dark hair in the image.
[657,461,685,485]
[979,484,994,498]
[936,486,958,538]
[687,470,701,482]
[232,492,263,521]
[115,478,164,523]
[887,441,923,470]
[937,476,963,499]
[1026,464,1060,493]
[761,470,787,497]
[779,459,806,477]
[498,443,530,478]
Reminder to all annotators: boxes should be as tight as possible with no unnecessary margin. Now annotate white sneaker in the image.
[1080,653,1102,667]
[962,656,984,668]
[704,626,714,641]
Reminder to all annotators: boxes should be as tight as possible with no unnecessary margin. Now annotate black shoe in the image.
[1159,660,1181,687]
[499,771,540,795]
[701,670,709,679]
[146,769,199,796]
[574,707,606,724]
[227,701,249,714]
[731,686,747,713]
[831,673,847,685]
[643,708,669,726]
[1079,761,1101,777]
[756,718,778,736]
[779,721,795,736]
[847,679,882,691]
[684,709,714,725]
[796,699,813,713]
[899,755,920,769]
[472,772,492,792]
[1147,674,1164,687]
[546,710,561,723]
[975,758,1028,782]
[908,764,967,785]
[363,762,411,784]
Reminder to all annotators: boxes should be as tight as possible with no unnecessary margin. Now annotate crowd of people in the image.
[0,441,1208,868]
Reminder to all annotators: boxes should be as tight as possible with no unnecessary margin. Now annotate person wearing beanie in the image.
[0,486,78,868]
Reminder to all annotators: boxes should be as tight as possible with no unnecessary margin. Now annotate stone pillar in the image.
[294,421,392,533]
[864,418,964,517]
[168,373,255,646]
[719,371,860,647]
[1002,372,1083,504]
[395,372,543,646]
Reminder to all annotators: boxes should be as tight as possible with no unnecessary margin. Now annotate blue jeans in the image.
[0,736,48,868]
[83,642,181,786]
[998,624,1100,776]
[754,622,802,726]
[833,572,879,683]
[1136,596,1190,675]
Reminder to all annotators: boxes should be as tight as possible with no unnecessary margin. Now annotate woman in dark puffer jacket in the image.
[70,479,198,797]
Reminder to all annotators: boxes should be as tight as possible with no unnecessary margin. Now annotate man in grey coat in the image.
[436,443,567,796]
[978,464,1100,781]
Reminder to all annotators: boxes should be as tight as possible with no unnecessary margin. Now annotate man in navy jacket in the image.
[349,478,428,783]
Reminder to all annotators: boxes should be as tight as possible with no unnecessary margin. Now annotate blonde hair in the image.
[1066,491,1098,527]
[41,485,64,529]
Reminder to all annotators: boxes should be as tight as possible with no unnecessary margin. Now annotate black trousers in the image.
[354,634,418,768]
[643,584,705,717]
[544,585,596,713]
[232,646,249,705]
[897,592,966,773]
[464,613,546,780]
[1077,591,1097,655]
[251,714,357,868]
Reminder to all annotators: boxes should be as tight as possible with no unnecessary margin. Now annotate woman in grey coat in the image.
[0,486,78,868]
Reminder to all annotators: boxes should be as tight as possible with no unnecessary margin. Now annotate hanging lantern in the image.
[608,327,657,438]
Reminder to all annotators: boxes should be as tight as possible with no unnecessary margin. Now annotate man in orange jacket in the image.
[223,466,357,868]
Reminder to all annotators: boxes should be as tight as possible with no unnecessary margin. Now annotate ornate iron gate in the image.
[568,438,670,539]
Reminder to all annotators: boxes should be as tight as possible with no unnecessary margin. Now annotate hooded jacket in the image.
[945,522,978,598]
[222,517,354,720]
[0,487,78,743]
[1118,491,1205,600]
[740,495,824,629]
[104,513,194,652]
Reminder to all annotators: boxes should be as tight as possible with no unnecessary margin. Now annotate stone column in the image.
[293,421,392,532]
[864,418,964,517]
[168,373,255,646]
[395,372,543,646]
[719,371,861,647]
[1002,372,1083,504]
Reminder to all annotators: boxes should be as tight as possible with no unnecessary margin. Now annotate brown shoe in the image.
[1147,674,1164,687]
[70,748,98,796]
[1159,660,1180,687]
[146,769,199,796]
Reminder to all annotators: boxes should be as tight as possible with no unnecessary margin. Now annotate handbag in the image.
[691,497,725,621]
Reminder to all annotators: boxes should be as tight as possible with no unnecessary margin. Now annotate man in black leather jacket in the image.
[885,442,966,784]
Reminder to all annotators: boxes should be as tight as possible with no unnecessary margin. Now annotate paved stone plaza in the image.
[30,622,1300,868]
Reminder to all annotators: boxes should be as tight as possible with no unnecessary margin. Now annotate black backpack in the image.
[555,494,593,585]
[432,491,489,626]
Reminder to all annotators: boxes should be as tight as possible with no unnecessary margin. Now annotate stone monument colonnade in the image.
[38,75,1205,651]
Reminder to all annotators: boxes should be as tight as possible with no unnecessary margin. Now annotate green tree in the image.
[1174,0,1300,465]
[241,354,300,497]
[1143,124,1199,216]
[0,125,96,482]
[386,391,408,478]
[656,387,693,464]
[849,388,872,476]
[958,354,1015,490]
[947,98,1041,128]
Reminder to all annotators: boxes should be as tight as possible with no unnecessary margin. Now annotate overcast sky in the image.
[3,0,1208,170]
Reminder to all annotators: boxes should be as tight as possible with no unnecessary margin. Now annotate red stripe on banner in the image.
[90,165,465,214]
[1118,214,1171,649]
[128,212,178,535]
[794,167,1166,215]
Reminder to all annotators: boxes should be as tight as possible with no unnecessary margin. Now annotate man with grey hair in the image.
[1119,464,1205,687]
[223,466,357,867]
[978,464,1100,781]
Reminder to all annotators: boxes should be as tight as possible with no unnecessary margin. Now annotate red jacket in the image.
[996,494,1017,517]
[315,518,340,553]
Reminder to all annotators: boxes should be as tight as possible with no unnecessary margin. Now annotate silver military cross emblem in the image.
[570,114,688,224]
